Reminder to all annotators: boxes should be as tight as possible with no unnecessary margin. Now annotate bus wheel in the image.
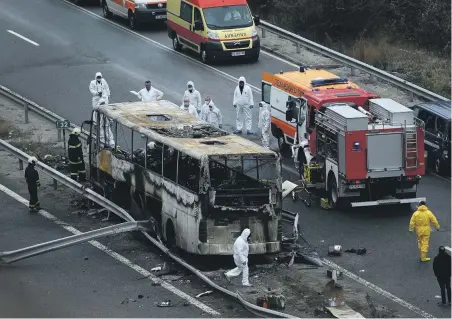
[165,220,176,249]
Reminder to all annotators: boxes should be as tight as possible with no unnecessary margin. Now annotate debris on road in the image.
[138,294,144,299]
[327,269,343,280]
[121,298,136,304]
[83,256,88,260]
[151,266,162,272]
[156,300,172,307]
[344,248,368,255]
[196,291,213,298]
[328,245,343,256]
[161,275,183,281]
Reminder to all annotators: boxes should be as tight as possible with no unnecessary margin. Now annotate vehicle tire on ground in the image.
[328,175,339,209]
[172,34,182,52]
[128,11,139,30]
[200,46,211,64]
[103,1,113,18]
[249,50,259,63]
[435,157,445,175]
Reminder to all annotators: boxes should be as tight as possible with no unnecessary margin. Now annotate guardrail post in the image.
[53,178,58,190]
[19,159,23,170]
[24,102,29,124]
[350,67,356,76]
[369,74,376,84]
[295,43,301,54]
[57,129,62,142]
[408,91,414,102]
[261,28,266,38]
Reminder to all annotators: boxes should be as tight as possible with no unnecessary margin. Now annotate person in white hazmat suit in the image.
[224,228,252,286]
[258,102,271,148]
[183,81,202,114]
[202,100,223,128]
[181,97,198,118]
[233,76,254,135]
[137,80,164,102]
[89,72,115,148]
[89,72,110,108]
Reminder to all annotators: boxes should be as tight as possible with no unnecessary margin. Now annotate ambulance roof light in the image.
[311,77,349,87]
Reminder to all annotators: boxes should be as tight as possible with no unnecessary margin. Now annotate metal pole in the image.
[369,74,376,84]
[19,159,23,170]
[57,129,62,142]
[350,67,356,76]
[63,129,67,159]
[295,43,300,54]
[261,28,266,38]
[24,102,29,124]
[408,91,414,102]
[53,178,57,190]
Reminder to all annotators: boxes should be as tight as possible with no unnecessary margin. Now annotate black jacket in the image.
[25,164,40,188]
[433,250,451,279]
[68,134,83,164]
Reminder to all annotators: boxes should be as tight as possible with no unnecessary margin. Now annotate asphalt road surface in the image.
[0,186,210,317]
[0,0,450,317]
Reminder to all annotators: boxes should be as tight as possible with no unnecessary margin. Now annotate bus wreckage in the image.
[83,100,283,255]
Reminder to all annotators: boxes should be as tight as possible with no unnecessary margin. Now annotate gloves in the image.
[249,105,253,109]
[98,92,103,97]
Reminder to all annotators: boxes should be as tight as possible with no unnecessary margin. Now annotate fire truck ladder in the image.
[404,124,418,169]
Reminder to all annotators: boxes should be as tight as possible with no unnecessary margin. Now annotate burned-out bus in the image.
[84,101,282,255]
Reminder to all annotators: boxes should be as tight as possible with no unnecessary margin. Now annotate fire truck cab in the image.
[286,97,426,209]
[261,67,379,151]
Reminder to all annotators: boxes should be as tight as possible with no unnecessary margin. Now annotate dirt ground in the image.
[0,94,403,318]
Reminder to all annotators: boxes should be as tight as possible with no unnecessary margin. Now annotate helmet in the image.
[147,141,156,149]
[28,156,37,165]
[72,128,81,135]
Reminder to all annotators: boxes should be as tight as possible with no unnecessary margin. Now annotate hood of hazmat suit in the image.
[183,81,202,112]
[233,228,250,265]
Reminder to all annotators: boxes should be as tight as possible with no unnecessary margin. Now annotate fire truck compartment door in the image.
[366,133,404,176]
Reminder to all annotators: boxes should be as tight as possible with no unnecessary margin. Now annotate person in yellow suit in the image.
[409,200,440,262]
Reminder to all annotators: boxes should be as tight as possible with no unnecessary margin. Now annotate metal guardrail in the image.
[258,21,449,103]
[0,138,295,318]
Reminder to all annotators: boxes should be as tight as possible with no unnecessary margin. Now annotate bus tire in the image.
[165,219,176,249]
[103,1,113,19]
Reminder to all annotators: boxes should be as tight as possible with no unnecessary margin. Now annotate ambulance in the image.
[102,0,167,30]
[261,67,379,151]
[167,0,261,63]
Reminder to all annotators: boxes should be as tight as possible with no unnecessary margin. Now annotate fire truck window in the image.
[309,106,316,128]
[146,141,163,175]
[178,154,200,192]
[163,145,178,182]
[262,83,271,104]
[180,2,193,23]
[425,116,435,133]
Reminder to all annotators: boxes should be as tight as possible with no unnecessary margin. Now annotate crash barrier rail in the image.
[258,20,449,103]
[0,221,151,264]
[0,138,296,319]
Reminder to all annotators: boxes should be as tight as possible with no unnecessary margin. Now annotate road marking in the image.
[322,259,435,319]
[261,50,298,68]
[7,30,39,46]
[0,183,220,316]
[60,0,262,93]
[429,172,450,182]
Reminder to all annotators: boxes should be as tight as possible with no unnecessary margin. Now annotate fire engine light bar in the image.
[351,197,426,208]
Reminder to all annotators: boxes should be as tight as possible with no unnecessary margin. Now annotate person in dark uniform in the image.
[433,246,451,307]
[25,156,41,213]
[68,128,86,182]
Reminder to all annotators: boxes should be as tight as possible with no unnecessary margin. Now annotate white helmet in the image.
[28,156,37,164]
[147,141,156,149]
[72,128,81,135]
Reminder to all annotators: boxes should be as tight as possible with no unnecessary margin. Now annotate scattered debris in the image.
[138,294,144,299]
[256,288,286,310]
[183,301,190,307]
[328,245,343,256]
[121,298,136,304]
[151,266,162,272]
[324,280,345,307]
[83,256,89,260]
[327,270,343,280]
[156,300,172,307]
[151,282,161,286]
[345,248,367,255]
[359,270,365,273]
[196,291,213,298]
[435,295,441,299]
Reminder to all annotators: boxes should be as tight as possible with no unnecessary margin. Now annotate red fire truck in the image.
[286,97,426,208]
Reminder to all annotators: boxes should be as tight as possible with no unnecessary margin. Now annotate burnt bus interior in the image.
[85,111,281,228]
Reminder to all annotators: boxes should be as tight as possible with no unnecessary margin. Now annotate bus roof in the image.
[97,101,275,159]
[304,87,379,108]
[274,69,360,91]
[184,0,248,8]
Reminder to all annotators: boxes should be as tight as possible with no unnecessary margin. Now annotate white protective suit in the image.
[183,81,202,114]
[89,72,110,108]
[201,101,222,128]
[258,102,271,148]
[233,76,254,133]
[180,104,198,118]
[225,228,251,286]
[137,87,164,102]
[89,72,114,148]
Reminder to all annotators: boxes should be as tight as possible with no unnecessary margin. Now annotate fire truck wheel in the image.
[328,177,339,209]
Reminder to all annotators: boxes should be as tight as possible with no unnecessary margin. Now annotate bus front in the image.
[197,153,282,255]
